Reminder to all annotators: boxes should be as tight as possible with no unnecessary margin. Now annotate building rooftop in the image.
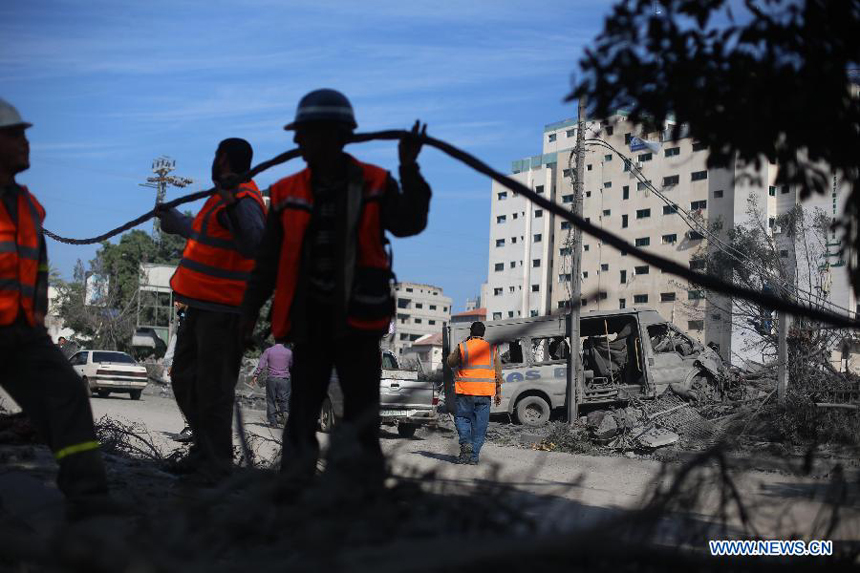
[411,333,443,347]
[452,308,487,318]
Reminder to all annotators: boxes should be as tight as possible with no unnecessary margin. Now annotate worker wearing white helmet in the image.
[0,99,113,520]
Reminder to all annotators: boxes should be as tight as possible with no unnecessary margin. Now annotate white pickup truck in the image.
[319,350,438,438]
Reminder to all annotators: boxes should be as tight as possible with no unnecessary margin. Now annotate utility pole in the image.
[139,157,193,234]
[777,309,790,403]
[567,96,586,425]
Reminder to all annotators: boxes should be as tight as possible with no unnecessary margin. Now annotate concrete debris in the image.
[636,427,680,449]
[594,414,618,441]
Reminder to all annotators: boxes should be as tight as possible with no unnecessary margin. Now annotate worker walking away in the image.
[242,89,431,488]
[446,321,502,465]
[0,98,112,518]
[252,342,294,427]
[163,301,193,443]
[156,138,266,483]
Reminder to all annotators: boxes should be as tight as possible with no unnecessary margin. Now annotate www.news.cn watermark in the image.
[709,540,833,557]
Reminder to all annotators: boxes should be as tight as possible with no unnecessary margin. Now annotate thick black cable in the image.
[42,130,860,330]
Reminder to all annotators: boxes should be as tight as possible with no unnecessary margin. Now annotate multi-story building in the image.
[391,282,452,357]
[487,111,857,366]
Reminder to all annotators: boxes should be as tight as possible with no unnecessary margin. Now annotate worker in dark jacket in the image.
[0,98,111,518]
[242,89,431,486]
[157,138,266,483]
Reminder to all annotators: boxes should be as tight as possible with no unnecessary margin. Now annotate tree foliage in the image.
[54,227,186,351]
[572,0,860,294]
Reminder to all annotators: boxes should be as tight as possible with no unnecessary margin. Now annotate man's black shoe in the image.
[456,443,472,464]
[172,426,193,443]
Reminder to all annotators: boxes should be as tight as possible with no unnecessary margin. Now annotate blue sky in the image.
[3,0,615,311]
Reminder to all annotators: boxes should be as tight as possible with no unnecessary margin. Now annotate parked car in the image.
[69,350,149,400]
[443,308,725,426]
[320,350,438,438]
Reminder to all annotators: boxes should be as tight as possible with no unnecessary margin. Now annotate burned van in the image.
[443,308,724,426]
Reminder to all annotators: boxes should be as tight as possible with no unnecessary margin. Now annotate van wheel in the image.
[319,398,335,433]
[516,396,551,426]
[130,390,142,400]
[97,390,110,398]
[397,423,418,438]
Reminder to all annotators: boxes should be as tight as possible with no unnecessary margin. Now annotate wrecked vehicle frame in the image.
[443,308,726,426]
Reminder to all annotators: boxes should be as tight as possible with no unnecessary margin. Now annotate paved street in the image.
[83,390,860,542]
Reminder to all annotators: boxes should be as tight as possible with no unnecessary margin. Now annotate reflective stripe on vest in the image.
[169,181,265,307]
[0,186,45,326]
[269,157,392,339]
[454,338,497,396]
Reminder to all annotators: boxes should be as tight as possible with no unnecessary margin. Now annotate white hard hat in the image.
[0,99,33,130]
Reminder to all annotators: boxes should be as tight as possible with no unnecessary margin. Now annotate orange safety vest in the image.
[455,337,498,396]
[269,157,393,339]
[170,181,266,308]
[0,185,45,327]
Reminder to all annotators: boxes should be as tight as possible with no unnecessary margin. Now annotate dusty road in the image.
[82,390,860,543]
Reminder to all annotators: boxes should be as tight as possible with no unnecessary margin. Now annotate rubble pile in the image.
[0,412,39,446]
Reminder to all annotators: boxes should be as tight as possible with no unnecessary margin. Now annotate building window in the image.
[690,259,706,271]
[692,141,707,152]
[512,213,518,219]
[582,271,589,279]
[530,310,539,317]
[581,298,588,307]
[494,263,503,272]
[562,194,573,204]
[635,265,649,275]
[636,208,651,219]
[558,273,572,283]
[624,133,632,144]
[430,304,436,310]
[635,237,650,247]
[605,126,614,136]
[496,215,506,224]
[399,333,410,341]
[559,247,571,256]
[623,160,631,172]
[688,290,704,300]
[495,239,505,247]
[414,318,422,324]
[634,294,649,304]
[566,129,575,137]
[587,164,593,171]
[509,261,516,269]
[511,237,517,244]
[562,168,571,177]
[781,185,790,194]
[508,311,515,318]
[620,270,627,284]
[663,204,678,215]
[663,175,679,186]
[638,152,652,162]
[584,244,590,251]
[602,209,611,217]
[619,298,626,309]
[601,263,609,271]
[665,146,680,157]
[561,221,572,230]
[660,292,676,302]
[662,233,677,244]
[497,191,507,200]
[586,191,592,198]
[535,185,544,194]
[622,214,628,228]
[688,320,704,330]
[406,288,413,292]
[604,181,612,188]
[415,303,423,309]
[531,284,539,292]
[691,170,708,181]
[690,200,707,210]
[637,181,650,191]
[428,320,436,325]
[534,233,542,242]
[714,189,724,198]
[493,288,502,296]
[548,133,556,142]
[689,231,704,240]
[534,210,543,218]
[532,259,541,268]
[509,286,516,293]
[493,312,502,320]
[768,185,776,196]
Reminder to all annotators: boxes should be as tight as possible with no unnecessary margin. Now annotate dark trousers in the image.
[281,332,383,481]
[454,394,491,459]
[0,323,107,498]
[171,307,243,468]
[266,376,291,426]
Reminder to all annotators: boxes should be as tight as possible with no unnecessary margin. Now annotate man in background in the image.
[252,342,293,427]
